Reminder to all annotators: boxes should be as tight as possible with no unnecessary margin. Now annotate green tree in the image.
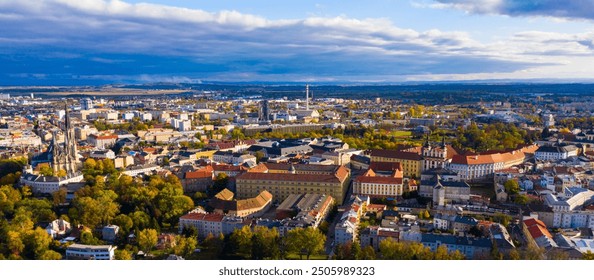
[285,227,326,260]
[251,226,281,260]
[138,229,158,253]
[493,213,512,227]
[582,251,594,260]
[522,243,545,260]
[52,188,67,207]
[23,227,53,259]
[131,211,151,231]
[504,180,520,195]
[115,249,133,260]
[73,190,119,229]
[6,231,25,256]
[211,173,229,194]
[39,165,54,176]
[112,214,134,235]
[38,250,62,260]
[423,210,430,219]
[360,245,376,260]
[173,235,198,258]
[0,184,22,216]
[229,226,253,257]
[16,198,56,223]
[80,231,102,245]
[254,151,265,163]
[434,244,450,260]
[514,194,530,205]
[55,169,67,177]
[350,241,362,260]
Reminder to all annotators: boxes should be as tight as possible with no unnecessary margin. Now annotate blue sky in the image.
[1,0,594,85]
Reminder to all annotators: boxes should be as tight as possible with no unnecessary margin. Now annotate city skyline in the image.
[1,0,594,85]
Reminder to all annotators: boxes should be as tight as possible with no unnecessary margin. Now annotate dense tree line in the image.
[452,122,538,153]
[557,117,594,130]
[0,159,194,259]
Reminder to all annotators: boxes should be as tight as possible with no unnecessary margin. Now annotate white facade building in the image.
[66,244,116,260]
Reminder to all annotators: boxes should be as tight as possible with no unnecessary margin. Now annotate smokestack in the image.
[306,84,309,110]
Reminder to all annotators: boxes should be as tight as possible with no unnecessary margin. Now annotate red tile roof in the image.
[179,212,224,222]
[367,204,387,211]
[185,165,214,179]
[237,172,345,183]
[369,162,402,173]
[90,134,118,140]
[524,218,552,239]
[378,229,399,238]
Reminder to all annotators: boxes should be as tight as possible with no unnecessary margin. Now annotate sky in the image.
[1,0,594,85]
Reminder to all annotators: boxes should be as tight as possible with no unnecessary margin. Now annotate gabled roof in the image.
[214,188,234,201]
[524,218,552,239]
[184,165,213,179]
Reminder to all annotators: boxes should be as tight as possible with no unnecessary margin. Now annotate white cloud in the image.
[434,0,594,21]
[0,0,592,83]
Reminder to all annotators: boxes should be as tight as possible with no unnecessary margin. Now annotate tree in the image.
[138,229,158,253]
[251,226,281,260]
[582,251,594,260]
[23,227,53,259]
[434,245,450,260]
[493,213,512,227]
[507,248,521,260]
[522,243,545,260]
[39,165,54,177]
[285,227,326,260]
[514,194,530,205]
[112,214,134,235]
[6,231,25,256]
[254,151,265,163]
[115,249,133,260]
[504,180,520,195]
[211,173,229,194]
[0,184,22,216]
[418,210,430,220]
[360,245,376,260]
[20,185,32,198]
[16,198,56,223]
[131,211,151,231]
[52,188,67,207]
[38,250,62,260]
[73,190,119,229]
[80,231,101,245]
[173,236,198,258]
[350,241,362,260]
[229,226,253,257]
[55,169,67,177]
[83,158,97,174]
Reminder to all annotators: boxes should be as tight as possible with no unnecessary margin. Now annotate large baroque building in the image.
[235,163,351,204]
[353,167,404,198]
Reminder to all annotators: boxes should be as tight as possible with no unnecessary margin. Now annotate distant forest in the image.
[4,83,594,104]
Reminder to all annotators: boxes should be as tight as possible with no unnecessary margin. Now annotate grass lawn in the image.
[391,131,412,137]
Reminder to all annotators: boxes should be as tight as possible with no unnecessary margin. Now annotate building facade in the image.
[236,165,350,204]
[66,244,116,260]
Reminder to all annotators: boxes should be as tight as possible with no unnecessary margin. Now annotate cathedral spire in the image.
[64,102,71,131]
[423,133,430,148]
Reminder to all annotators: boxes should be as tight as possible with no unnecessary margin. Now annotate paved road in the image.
[324,173,356,257]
